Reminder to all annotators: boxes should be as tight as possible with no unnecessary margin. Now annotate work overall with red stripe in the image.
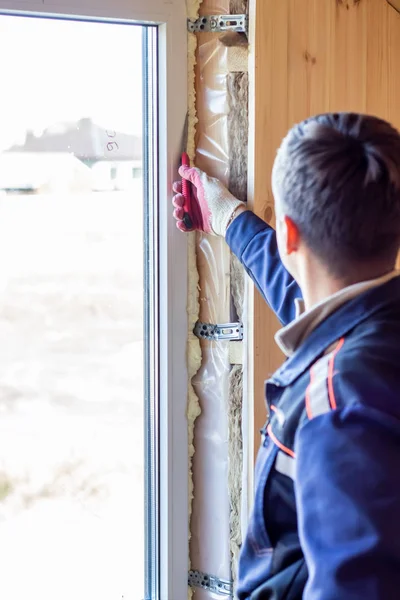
[238,339,344,599]
[226,210,400,600]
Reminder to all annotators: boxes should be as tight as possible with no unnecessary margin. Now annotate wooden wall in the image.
[252,0,400,452]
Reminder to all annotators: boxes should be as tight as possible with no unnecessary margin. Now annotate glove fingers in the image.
[172,181,182,194]
[172,193,185,209]
[176,220,192,233]
[173,207,184,220]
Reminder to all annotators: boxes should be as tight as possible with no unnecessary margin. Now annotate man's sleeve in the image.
[225,211,302,326]
[296,405,400,600]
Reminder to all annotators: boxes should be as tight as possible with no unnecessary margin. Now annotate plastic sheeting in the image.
[188,2,236,597]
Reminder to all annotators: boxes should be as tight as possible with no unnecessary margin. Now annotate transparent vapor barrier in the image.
[189,0,241,597]
[0,15,144,600]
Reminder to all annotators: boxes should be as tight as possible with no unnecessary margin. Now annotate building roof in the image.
[8,118,142,162]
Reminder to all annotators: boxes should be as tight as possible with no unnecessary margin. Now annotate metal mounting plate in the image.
[188,569,233,597]
[194,321,243,341]
[187,14,248,34]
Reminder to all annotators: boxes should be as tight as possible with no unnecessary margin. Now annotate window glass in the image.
[0,15,146,600]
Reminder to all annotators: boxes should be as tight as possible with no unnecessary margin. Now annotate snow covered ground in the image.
[0,183,144,599]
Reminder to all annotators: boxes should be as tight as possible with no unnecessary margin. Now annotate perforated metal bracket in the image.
[194,321,243,341]
[188,569,233,597]
[187,14,248,35]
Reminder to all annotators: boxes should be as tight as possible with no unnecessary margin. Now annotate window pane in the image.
[0,15,144,600]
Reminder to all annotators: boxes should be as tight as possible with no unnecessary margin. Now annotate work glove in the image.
[172,165,247,236]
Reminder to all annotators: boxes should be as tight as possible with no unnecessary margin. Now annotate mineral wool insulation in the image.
[185,0,249,596]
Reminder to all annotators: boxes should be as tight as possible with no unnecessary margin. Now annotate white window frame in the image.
[0,2,189,599]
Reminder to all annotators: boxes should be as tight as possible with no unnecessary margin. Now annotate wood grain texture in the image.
[252,0,400,458]
[387,0,400,14]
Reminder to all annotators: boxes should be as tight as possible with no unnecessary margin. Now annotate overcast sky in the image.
[0,15,143,151]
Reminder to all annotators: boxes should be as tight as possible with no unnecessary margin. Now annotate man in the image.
[172,113,400,599]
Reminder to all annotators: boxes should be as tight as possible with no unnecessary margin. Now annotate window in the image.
[0,2,188,599]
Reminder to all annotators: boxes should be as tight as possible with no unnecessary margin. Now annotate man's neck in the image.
[301,263,395,311]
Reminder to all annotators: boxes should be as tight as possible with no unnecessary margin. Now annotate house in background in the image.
[0,152,93,194]
[2,118,142,193]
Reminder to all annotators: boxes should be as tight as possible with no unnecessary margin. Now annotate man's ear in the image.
[284,215,301,255]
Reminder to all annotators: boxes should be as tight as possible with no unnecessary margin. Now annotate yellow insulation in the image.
[186,3,203,600]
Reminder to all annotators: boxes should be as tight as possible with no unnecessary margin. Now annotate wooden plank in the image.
[366,0,389,117]
[308,0,332,115]
[287,0,309,125]
[387,0,400,14]
[253,0,289,458]
[387,3,400,269]
[388,0,400,128]
[251,0,400,459]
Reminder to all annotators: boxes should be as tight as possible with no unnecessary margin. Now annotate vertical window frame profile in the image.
[0,2,189,600]
[143,23,159,600]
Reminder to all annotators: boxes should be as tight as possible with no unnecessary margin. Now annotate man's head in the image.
[272,113,400,286]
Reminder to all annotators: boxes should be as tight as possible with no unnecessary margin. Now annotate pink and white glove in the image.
[172,166,247,236]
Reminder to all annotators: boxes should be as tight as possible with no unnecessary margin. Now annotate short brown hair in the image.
[273,113,400,276]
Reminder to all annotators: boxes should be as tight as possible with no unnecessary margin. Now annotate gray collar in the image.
[275,271,400,357]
